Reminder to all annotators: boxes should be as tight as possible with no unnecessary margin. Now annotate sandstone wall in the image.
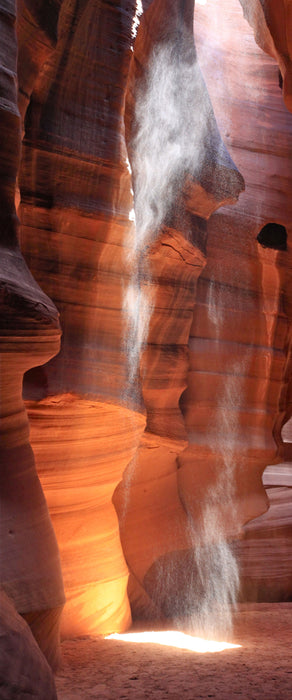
[16,0,246,633]
[184,0,292,605]
[17,0,145,636]
[0,0,291,659]
[0,0,64,669]
[238,0,292,111]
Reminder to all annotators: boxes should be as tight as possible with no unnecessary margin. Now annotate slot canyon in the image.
[0,0,291,698]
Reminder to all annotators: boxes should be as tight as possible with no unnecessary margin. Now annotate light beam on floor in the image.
[106,631,241,653]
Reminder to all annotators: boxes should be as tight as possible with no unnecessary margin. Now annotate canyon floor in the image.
[56,603,292,699]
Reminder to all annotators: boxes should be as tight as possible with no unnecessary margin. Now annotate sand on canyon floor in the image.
[56,603,292,700]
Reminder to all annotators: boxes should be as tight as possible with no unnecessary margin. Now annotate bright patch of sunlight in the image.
[131,0,143,40]
[196,0,207,5]
[106,631,241,653]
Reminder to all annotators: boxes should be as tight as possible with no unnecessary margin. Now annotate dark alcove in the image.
[257,222,287,251]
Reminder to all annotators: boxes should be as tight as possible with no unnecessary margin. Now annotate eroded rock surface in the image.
[180,0,292,607]
[26,394,145,636]
[16,0,245,633]
[1,0,291,649]
[0,0,64,669]
[239,0,292,111]
[0,591,58,699]
[237,464,292,601]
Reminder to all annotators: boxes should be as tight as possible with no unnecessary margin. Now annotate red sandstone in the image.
[0,1,291,695]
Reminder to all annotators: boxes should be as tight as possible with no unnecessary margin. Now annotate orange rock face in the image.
[179,0,292,606]
[1,0,292,656]
[16,0,145,638]
[239,0,292,111]
[237,463,292,601]
[0,0,64,670]
[26,394,145,636]
[14,0,245,637]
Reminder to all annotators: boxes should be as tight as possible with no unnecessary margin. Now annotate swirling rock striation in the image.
[113,0,245,620]
[26,394,145,636]
[18,0,144,636]
[238,0,292,112]
[237,463,292,602]
[0,0,64,669]
[1,0,291,642]
[16,0,244,631]
[179,0,292,605]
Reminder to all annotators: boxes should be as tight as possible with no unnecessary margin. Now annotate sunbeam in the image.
[106,630,241,653]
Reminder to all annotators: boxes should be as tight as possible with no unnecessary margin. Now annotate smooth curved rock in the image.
[26,394,145,636]
[112,0,246,621]
[142,226,207,439]
[1,0,291,636]
[17,0,143,636]
[125,0,244,222]
[238,0,292,112]
[237,464,292,602]
[0,0,64,668]
[177,0,292,605]
[0,591,57,699]
[16,0,244,633]
[113,432,189,601]
[17,0,60,124]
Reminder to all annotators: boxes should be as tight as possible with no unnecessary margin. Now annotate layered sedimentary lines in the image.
[15,0,246,637]
[16,0,142,639]
[18,0,137,403]
[1,0,292,673]
[238,464,292,601]
[0,0,20,247]
[238,0,292,111]
[0,0,64,673]
[26,395,145,635]
[125,0,244,224]
[113,432,189,602]
[115,0,247,627]
[180,0,292,607]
